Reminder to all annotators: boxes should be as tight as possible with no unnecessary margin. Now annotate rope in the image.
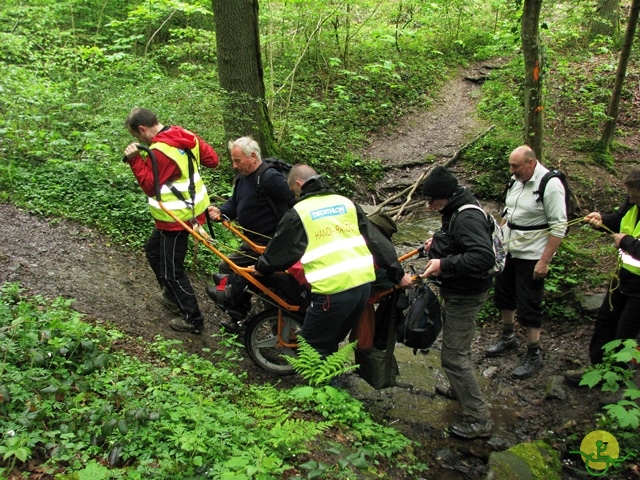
[565,220,621,310]
[502,217,624,310]
[608,263,621,311]
[235,224,273,242]
[501,217,585,248]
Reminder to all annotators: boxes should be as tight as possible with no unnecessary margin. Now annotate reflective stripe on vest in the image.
[147,139,210,223]
[294,194,375,294]
[619,204,640,275]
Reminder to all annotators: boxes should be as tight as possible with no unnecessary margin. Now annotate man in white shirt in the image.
[486,145,567,378]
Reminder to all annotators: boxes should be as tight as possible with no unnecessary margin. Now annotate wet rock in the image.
[483,366,499,378]
[544,375,566,401]
[486,435,513,451]
[467,442,494,461]
[436,447,486,477]
[435,447,464,465]
[486,440,562,480]
[576,292,606,316]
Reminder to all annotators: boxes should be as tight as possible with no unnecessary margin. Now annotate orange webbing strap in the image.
[159,202,299,312]
[277,308,299,348]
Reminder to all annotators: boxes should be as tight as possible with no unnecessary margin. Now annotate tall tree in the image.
[212,0,278,156]
[600,0,640,155]
[589,0,620,39]
[521,0,544,160]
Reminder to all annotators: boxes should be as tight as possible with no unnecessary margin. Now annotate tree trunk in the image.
[521,0,544,161]
[589,0,620,39]
[212,0,278,156]
[600,0,640,152]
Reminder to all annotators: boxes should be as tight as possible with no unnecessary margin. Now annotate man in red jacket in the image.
[123,108,219,334]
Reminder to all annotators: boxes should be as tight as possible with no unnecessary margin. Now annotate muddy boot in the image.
[158,287,183,316]
[169,317,203,334]
[435,384,456,400]
[485,333,517,357]
[564,368,586,386]
[449,417,492,439]
[512,347,543,379]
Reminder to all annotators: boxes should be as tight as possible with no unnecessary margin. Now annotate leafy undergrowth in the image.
[0,283,426,479]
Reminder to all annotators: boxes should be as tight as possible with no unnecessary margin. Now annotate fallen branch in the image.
[387,199,425,216]
[441,124,495,169]
[392,168,431,220]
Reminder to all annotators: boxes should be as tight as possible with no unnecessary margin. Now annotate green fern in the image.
[283,336,358,386]
[267,418,331,451]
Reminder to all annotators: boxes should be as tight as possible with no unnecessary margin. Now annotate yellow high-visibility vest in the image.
[147,139,210,223]
[294,194,375,294]
[619,204,640,275]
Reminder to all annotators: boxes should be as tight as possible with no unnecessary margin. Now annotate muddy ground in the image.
[2,62,639,479]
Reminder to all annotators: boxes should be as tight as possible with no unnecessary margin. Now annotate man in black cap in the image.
[420,165,495,439]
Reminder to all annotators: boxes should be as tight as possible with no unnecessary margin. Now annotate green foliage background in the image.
[1,0,640,475]
[0,0,524,251]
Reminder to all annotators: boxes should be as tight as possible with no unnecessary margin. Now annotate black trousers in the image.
[301,283,371,358]
[494,254,544,328]
[145,228,203,326]
[589,287,640,365]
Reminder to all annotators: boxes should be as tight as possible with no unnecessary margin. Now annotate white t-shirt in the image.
[502,162,567,260]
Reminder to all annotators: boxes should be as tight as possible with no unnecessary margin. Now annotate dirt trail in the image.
[1,64,634,479]
[361,63,494,199]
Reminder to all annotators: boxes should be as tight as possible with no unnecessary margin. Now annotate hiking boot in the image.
[169,317,203,334]
[449,418,492,440]
[485,333,517,357]
[219,318,241,333]
[157,289,182,316]
[435,384,456,400]
[511,349,543,379]
[206,284,225,304]
[564,368,586,386]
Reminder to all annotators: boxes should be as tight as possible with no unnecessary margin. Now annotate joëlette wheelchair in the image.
[135,144,421,375]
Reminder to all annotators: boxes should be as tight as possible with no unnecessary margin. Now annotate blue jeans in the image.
[301,283,371,358]
[145,228,203,326]
[441,291,490,422]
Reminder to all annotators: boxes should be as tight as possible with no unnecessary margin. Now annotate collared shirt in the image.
[502,162,567,260]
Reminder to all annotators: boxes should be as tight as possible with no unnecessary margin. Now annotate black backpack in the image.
[535,169,579,221]
[397,282,442,355]
[255,157,294,215]
[505,169,579,234]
